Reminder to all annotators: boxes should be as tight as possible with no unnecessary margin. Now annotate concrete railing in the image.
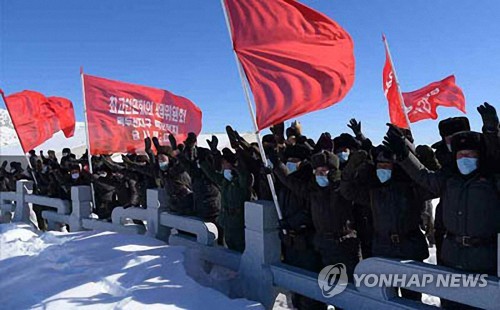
[0,191,16,223]
[2,181,500,309]
[355,257,500,309]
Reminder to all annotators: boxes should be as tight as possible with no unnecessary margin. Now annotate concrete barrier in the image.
[355,257,500,310]
[0,191,16,223]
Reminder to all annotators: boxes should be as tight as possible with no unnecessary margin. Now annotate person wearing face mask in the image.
[333,133,361,168]
[271,144,325,310]
[200,148,251,253]
[386,128,500,309]
[341,144,432,302]
[272,150,360,285]
[60,147,76,171]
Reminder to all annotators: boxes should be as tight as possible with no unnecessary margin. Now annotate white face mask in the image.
[376,169,392,183]
[315,175,329,187]
[159,162,169,171]
[223,169,233,181]
[286,162,298,174]
[71,173,80,180]
[63,152,69,157]
[457,157,478,175]
[42,166,49,173]
[337,150,350,163]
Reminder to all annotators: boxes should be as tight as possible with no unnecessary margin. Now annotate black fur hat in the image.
[451,131,482,153]
[439,117,470,138]
[311,151,339,170]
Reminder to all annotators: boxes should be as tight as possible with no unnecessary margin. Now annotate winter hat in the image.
[284,144,311,161]
[311,151,339,170]
[62,148,71,154]
[315,132,334,152]
[372,145,395,163]
[222,148,237,165]
[451,131,482,153]
[333,133,360,152]
[439,117,470,138]
[262,134,276,145]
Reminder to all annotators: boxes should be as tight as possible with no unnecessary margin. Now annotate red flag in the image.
[83,74,202,155]
[382,37,409,129]
[402,75,466,123]
[224,0,355,130]
[0,90,75,153]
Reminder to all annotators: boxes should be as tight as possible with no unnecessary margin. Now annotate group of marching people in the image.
[1,102,499,309]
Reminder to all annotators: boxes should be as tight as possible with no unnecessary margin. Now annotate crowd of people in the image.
[1,102,499,309]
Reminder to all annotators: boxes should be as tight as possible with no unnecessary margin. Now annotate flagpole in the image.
[80,68,97,212]
[0,90,39,186]
[382,34,412,129]
[220,0,285,228]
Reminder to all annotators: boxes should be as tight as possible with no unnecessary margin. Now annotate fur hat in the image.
[371,145,395,163]
[222,148,237,165]
[439,117,470,138]
[284,144,311,161]
[311,151,339,170]
[451,131,482,153]
[333,133,360,152]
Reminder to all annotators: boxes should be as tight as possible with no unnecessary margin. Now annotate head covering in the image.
[262,134,276,145]
[451,131,482,153]
[439,117,470,138]
[222,148,237,165]
[315,132,334,152]
[62,148,71,154]
[333,133,360,153]
[284,144,311,161]
[371,145,395,163]
[311,151,339,170]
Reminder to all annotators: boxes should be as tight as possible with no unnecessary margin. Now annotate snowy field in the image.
[0,223,262,310]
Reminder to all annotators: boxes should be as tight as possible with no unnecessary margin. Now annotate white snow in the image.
[0,223,262,310]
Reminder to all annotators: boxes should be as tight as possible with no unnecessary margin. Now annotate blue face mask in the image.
[337,151,350,163]
[376,169,392,183]
[316,176,330,187]
[223,169,233,181]
[159,162,169,171]
[286,162,299,174]
[457,158,478,175]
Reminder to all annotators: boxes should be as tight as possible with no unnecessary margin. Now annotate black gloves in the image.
[144,137,152,152]
[168,134,178,151]
[383,124,410,160]
[477,102,499,132]
[152,137,161,151]
[206,135,219,153]
[347,118,362,137]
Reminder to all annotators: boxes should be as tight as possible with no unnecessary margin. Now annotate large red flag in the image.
[382,37,409,129]
[402,75,466,123]
[0,89,75,153]
[83,74,202,155]
[224,0,355,130]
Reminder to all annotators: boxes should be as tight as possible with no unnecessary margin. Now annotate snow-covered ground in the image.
[0,223,262,310]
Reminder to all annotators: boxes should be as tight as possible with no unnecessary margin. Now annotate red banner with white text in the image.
[83,74,202,155]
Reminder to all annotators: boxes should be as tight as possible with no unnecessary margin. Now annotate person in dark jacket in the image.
[273,150,361,283]
[200,148,252,253]
[275,144,325,310]
[341,145,432,302]
[385,128,500,310]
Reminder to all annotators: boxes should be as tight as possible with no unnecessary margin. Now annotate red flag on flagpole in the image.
[223,0,355,130]
[0,89,75,153]
[382,35,409,129]
[402,75,466,123]
[82,74,202,155]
